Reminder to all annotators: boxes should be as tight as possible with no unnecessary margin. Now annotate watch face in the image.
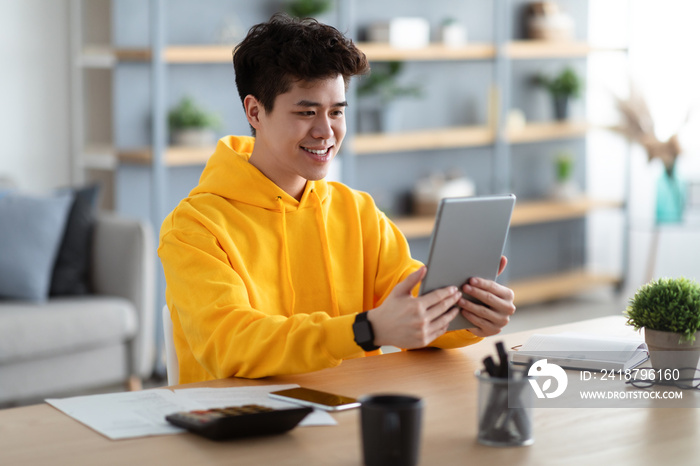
[354,320,372,343]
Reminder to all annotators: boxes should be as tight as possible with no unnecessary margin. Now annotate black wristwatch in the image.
[353,312,380,352]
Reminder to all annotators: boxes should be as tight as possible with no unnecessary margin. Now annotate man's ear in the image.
[244,95,263,131]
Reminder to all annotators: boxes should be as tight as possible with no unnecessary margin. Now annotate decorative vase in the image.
[358,103,402,134]
[379,103,402,133]
[553,95,569,120]
[644,328,700,378]
[655,169,686,224]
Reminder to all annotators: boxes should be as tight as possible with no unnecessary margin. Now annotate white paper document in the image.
[46,384,335,440]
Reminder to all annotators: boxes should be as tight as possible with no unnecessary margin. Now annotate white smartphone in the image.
[268,387,360,411]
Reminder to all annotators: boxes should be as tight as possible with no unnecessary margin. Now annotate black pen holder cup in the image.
[475,369,534,447]
[359,394,423,466]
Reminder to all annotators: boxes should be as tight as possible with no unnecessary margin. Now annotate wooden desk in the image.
[2,316,699,465]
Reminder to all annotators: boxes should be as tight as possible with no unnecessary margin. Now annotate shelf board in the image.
[110,46,235,63]
[356,42,496,61]
[353,126,494,154]
[510,198,622,226]
[118,146,214,166]
[93,42,624,65]
[509,269,621,306]
[506,121,590,144]
[164,46,234,63]
[391,216,437,240]
[392,198,622,239]
[505,40,592,59]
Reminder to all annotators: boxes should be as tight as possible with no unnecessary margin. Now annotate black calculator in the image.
[165,404,313,441]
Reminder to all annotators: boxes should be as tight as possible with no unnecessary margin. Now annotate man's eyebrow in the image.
[294,100,348,107]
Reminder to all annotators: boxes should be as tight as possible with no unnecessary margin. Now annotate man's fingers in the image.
[420,289,460,322]
[464,277,515,305]
[392,266,427,296]
[497,256,508,276]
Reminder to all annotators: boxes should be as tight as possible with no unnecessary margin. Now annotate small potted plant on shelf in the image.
[284,0,332,19]
[625,277,700,376]
[533,67,583,120]
[550,151,580,200]
[168,96,221,147]
[356,61,423,133]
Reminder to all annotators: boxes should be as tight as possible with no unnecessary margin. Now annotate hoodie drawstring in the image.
[311,189,340,317]
[276,196,296,316]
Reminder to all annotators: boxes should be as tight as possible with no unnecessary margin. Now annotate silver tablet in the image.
[419,194,516,331]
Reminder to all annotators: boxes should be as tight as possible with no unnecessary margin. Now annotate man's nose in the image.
[311,115,333,139]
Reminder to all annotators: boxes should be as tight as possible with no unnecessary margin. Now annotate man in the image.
[158,14,516,384]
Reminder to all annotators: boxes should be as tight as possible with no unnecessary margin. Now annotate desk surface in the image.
[2,316,699,466]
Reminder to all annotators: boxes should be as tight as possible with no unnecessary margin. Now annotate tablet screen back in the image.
[419,194,515,331]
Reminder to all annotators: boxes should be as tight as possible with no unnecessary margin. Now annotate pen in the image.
[496,341,509,378]
[483,356,498,378]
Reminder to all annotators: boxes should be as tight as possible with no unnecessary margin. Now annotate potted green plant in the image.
[550,151,580,200]
[284,0,332,18]
[168,96,221,147]
[533,67,583,120]
[357,61,422,133]
[625,277,700,374]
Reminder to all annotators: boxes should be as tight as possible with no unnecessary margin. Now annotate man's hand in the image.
[458,256,516,338]
[367,267,461,349]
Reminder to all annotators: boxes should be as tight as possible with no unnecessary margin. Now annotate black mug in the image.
[359,394,423,466]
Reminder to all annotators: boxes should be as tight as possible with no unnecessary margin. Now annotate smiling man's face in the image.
[246,74,347,200]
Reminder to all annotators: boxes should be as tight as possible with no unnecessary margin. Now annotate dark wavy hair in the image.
[233,14,369,121]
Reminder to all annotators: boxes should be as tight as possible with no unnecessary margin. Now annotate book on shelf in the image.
[510,332,649,372]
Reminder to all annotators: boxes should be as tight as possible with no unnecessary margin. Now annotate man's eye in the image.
[298,111,315,116]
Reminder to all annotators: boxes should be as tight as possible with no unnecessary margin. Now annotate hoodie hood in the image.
[191,135,330,212]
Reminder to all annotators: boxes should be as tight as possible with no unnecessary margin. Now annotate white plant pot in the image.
[550,180,580,201]
[440,23,467,48]
[172,128,216,147]
[644,328,700,377]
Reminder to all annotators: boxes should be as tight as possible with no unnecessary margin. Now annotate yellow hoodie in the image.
[159,136,482,383]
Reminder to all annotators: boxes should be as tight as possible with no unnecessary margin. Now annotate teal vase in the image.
[655,168,686,224]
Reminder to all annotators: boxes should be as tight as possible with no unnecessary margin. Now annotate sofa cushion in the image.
[0,192,73,301]
[0,296,137,364]
[50,185,100,296]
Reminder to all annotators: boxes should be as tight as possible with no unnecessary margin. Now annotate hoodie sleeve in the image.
[159,215,365,381]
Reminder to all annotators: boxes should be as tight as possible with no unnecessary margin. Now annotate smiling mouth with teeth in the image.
[302,146,331,155]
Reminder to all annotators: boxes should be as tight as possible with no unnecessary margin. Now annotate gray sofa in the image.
[0,213,156,406]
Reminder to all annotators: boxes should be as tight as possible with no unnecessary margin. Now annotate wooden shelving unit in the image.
[72,1,627,309]
[509,269,621,306]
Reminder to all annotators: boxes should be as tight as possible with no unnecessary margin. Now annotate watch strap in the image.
[353,312,380,352]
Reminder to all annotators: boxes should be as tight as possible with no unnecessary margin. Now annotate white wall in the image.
[587,0,700,293]
[0,0,71,192]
